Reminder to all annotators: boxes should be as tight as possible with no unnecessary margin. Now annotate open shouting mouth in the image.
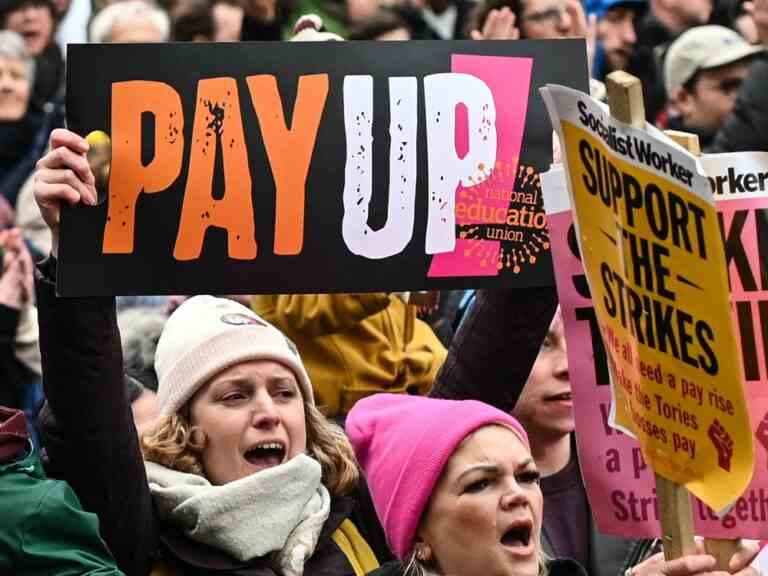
[244,440,286,471]
[500,518,534,555]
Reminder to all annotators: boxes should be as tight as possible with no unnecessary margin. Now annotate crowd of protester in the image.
[1,0,768,573]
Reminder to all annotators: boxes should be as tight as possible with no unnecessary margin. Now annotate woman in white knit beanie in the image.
[32,133,391,576]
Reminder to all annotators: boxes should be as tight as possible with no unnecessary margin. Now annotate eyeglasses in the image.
[687,70,747,96]
[715,77,744,95]
[522,4,566,24]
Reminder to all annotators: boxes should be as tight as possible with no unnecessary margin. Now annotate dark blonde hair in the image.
[141,401,359,496]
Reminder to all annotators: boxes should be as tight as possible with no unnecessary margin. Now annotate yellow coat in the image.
[252,293,447,416]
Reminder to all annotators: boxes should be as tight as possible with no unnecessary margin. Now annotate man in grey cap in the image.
[664,24,763,148]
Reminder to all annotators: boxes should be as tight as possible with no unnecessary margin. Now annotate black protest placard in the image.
[61,40,588,295]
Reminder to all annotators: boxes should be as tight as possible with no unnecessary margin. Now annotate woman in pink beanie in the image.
[346,394,761,576]
[347,393,554,576]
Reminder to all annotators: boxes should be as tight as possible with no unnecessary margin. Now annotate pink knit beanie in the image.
[154,296,314,416]
[346,393,529,559]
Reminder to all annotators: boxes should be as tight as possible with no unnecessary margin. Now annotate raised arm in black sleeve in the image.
[36,257,158,576]
[430,285,559,412]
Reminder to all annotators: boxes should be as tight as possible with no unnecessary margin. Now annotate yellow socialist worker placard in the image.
[540,85,753,514]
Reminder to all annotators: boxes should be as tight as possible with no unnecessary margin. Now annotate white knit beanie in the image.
[154,296,314,416]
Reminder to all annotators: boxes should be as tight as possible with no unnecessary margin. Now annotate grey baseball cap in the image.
[664,25,764,95]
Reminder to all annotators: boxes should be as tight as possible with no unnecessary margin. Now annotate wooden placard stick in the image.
[664,129,741,572]
[664,130,700,156]
[653,474,697,559]
[604,70,697,562]
[704,539,741,572]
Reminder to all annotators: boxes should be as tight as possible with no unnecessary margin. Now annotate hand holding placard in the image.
[34,129,98,257]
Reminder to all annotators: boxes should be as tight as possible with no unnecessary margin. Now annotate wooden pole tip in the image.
[664,130,701,156]
[605,71,646,128]
[606,70,641,89]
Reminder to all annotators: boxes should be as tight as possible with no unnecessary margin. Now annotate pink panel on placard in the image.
[427,54,533,278]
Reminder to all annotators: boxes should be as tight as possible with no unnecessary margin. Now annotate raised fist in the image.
[756,411,768,462]
[708,419,734,472]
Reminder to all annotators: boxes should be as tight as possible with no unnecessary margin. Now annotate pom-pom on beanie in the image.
[154,296,314,416]
[346,393,529,559]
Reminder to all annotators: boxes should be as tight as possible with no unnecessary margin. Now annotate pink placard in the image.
[548,198,768,539]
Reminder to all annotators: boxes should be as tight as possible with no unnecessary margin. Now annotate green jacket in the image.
[0,446,125,575]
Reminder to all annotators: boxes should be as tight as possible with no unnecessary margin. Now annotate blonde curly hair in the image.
[140,401,359,496]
